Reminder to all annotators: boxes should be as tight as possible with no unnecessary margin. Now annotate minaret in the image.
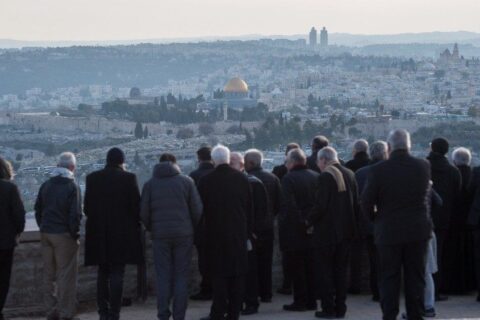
[223,101,228,121]
[452,43,459,59]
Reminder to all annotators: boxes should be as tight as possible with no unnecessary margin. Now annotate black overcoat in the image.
[84,166,143,266]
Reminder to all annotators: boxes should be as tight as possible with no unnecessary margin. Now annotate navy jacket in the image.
[0,180,26,250]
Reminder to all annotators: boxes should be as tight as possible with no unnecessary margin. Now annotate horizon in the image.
[2,0,480,42]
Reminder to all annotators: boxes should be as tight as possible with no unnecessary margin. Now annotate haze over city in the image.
[1,0,480,42]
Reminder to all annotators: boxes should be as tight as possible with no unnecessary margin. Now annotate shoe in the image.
[372,295,380,302]
[423,308,436,318]
[283,303,308,312]
[47,313,59,320]
[348,288,361,295]
[241,306,258,316]
[435,294,448,302]
[260,297,272,303]
[306,304,317,311]
[191,292,213,301]
[99,315,108,320]
[476,294,480,302]
[277,287,292,295]
[401,312,408,319]
[199,316,211,320]
[314,311,336,319]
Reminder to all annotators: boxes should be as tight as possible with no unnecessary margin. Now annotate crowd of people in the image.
[0,129,480,320]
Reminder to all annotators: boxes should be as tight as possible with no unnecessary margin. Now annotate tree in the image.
[78,103,94,113]
[134,121,143,139]
[468,106,478,118]
[130,87,141,98]
[143,126,149,139]
[45,143,57,156]
[198,123,215,136]
[134,151,142,167]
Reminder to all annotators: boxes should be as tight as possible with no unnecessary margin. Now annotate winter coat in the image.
[0,179,25,250]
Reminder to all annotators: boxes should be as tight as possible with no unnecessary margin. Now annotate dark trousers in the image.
[377,240,428,320]
[314,241,351,316]
[97,264,126,319]
[211,275,245,320]
[433,229,447,295]
[153,237,193,320]
[366,236,379,299]
[285,249,316,308]
[474,230,480,296]
[196,244,212,295]
[244,251,259,308]
[348,239,364,293]
[256,231,274,300]
[0,249,14,316]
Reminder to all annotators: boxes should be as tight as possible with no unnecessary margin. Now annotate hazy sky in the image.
[2,0,480,41]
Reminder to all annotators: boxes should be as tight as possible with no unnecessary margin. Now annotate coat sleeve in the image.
[10,184,26,235]
[468,169,480,226]
[83,175,92,218]
[34,183,44,228]
[188,179,203,229]
[361,169,378,221]
[273,176,282,216]
[130,175,141,223]
[252,181,268,235]
[68,184,82,239]
[140,181,152,231]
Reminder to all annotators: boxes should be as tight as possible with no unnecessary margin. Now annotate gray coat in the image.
[140,162,203,239]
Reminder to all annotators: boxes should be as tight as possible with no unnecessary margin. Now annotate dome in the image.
[224,77,249,93]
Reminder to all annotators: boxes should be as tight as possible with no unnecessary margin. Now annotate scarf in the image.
[324,162,346,192]
[50,167,75,180]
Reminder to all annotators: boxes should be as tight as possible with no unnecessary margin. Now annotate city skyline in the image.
[2,0,480,41]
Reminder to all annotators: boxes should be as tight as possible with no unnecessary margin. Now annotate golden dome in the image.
[224,77,249,93]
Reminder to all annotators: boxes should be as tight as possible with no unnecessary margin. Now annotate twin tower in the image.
[309,27,328,48]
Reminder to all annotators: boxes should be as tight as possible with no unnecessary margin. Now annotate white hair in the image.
[387,129,411,151]
[230,152,244,163]
[211,145,230,166]
[452,147,472,166]
[369,141,388,161]
[353,139,369,154]
[317,146,339,163]
[244,149,264,167]
[57,152,77,168]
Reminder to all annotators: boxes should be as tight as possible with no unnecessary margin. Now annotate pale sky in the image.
[2,0,480,41]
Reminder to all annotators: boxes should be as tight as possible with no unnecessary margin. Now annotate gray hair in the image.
[369,141,388,161]
[353,139,369,154]
[57,152,77,169]
[244,149,264,168]
[317,146,339,163]
[387,129,411,151]
[211,144,230,165]
[286,148,307,165]
[452,147,472,166]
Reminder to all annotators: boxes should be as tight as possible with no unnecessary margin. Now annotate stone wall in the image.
[5,230,369,316]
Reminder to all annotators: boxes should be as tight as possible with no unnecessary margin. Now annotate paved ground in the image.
[13,293,480,320]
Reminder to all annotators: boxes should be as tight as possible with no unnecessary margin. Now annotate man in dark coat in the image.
[272,142,299,295]
[0,157,25,320]
[427,138,462,299]
[468,163,480,302]
[308,147,359,319]
[189,146,215,301]
[141,153,202,320]
[443,148,475,293]
[280,148,319,312]
[84,148,143,320]
[307,136,330,173]
[198,145,253,320]
[362,129,432,320]
[245,149,282,303]
[355,141,389,302]
[345,139,370,295]
[272,143,300,181]
[230,152,268,315]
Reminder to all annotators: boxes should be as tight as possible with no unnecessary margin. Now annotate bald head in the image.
[230,152,245,172]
